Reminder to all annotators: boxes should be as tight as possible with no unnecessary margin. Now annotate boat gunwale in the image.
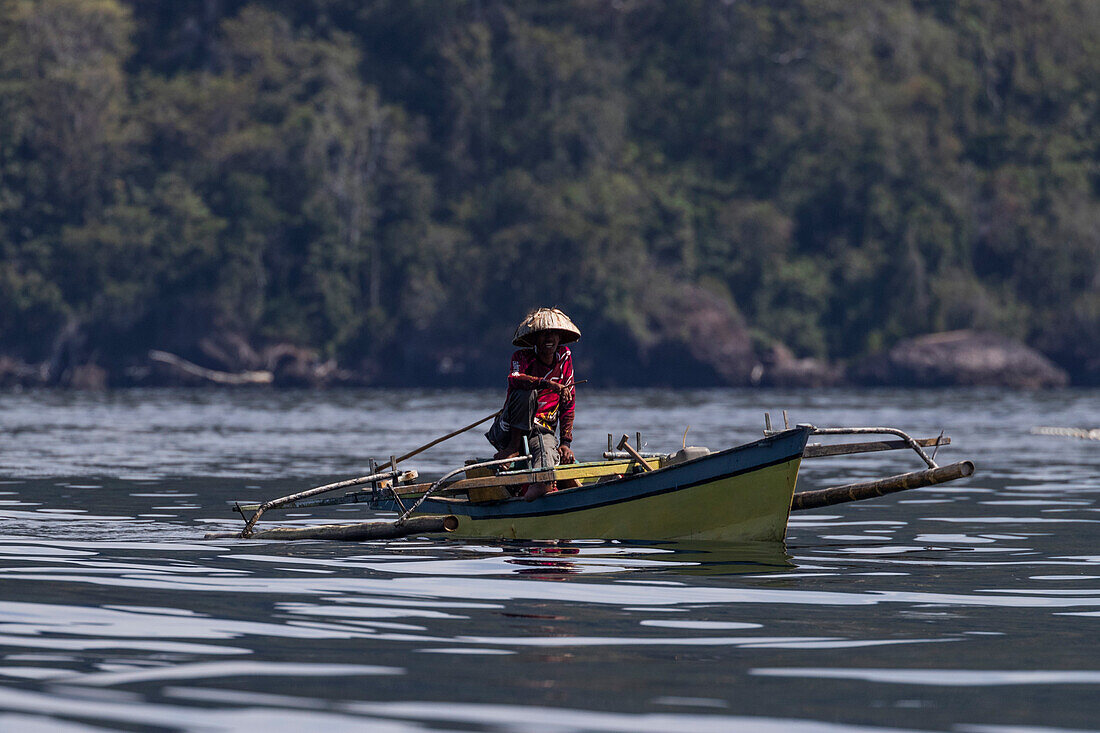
[383,425,812,520]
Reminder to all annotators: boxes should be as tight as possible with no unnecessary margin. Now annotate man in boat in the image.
[486,307,579,500]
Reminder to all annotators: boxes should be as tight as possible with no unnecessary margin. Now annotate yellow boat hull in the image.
[447,456,802,542]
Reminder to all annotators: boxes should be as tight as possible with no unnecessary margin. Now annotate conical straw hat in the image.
[512,308,581,347]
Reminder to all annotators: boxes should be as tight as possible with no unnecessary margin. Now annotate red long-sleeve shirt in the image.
[507,346,575,445]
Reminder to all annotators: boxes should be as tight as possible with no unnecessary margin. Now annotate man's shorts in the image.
[486,389,559,470]
[527,431,560,470]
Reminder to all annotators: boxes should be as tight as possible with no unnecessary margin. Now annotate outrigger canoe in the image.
[208,419,975,543]
[371,426,808,542]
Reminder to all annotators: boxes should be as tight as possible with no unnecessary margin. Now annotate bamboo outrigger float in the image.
[206,413,975,543]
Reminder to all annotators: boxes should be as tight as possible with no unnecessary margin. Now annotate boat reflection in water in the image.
[493,539,794,578]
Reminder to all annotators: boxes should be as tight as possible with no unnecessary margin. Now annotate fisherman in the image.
[486,307,579,501]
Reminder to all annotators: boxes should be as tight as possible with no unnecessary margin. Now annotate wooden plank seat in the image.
[390,457,663,501]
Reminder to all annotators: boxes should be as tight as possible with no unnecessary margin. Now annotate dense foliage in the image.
[1,0,1098,384]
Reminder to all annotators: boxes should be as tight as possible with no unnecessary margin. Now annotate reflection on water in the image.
[0,388,1097,731]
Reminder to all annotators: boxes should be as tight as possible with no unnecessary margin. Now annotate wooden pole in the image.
[803,437,951,459]
[375,380,586,472]
[616,434,655,472]
[206,515,458,541]
[240,468,400,536]
[377,410,502,472]
[791,461,975,511]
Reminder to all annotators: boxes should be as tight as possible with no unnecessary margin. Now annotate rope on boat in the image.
[394,455,529,525]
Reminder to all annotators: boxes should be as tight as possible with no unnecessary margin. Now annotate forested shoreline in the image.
[1,1,1097,388]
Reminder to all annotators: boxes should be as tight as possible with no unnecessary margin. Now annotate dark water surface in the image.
[0,388,1097,732]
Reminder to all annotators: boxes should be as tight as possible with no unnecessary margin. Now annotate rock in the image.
[852,330,1069,389]
[633,284,758,385]
[268,346,318,386]
[265,344,351,387]
[0,356,47,388]
[755,343,845,387]
[62,363,109,390]
[199,332,264,372]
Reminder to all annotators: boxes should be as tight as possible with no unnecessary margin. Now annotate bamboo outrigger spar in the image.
[206,415,976,543]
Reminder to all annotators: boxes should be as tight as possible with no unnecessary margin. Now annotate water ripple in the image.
[0,387,1097,731]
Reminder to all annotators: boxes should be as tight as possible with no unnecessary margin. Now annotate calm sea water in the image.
[0,387,1097,732]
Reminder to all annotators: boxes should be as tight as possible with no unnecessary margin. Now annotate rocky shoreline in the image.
[0,329,1074,390]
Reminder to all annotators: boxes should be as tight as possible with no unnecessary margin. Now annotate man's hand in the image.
[544,379,570,396]
[558,444,575,464]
